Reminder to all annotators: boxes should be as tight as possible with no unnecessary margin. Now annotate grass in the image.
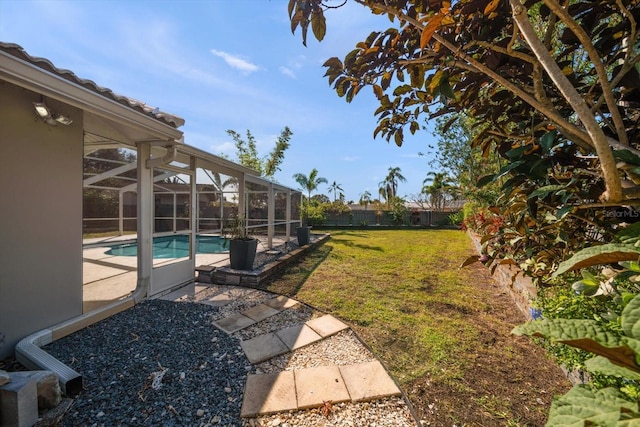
[262,229,484,386]
[261,228,571,426]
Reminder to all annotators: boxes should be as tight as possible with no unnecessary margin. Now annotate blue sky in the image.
[1,0,438,202]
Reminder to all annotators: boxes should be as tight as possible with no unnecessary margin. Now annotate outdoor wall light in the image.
[33,99,73,126]
[33,102,50,118]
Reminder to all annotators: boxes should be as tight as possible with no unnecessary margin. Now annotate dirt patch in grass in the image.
[259,230,572,426]
[405,262,571,426]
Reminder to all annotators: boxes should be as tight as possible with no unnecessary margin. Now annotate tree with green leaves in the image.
[289,0,639,204]
[359,190,372,210]
[377,184,388,205]
[328,180,344,201]
[293,168,328,201]
[429,112,501,206]
[226,127,293,180]
[379,166,406,205]
[288,0,640,421]
[311,193,331,204]
[422,171,457,210]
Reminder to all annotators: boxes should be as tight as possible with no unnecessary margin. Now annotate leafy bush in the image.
[305,203,327,226]
[325,200,351,215]
[461,204,504,235]
[387,197,409,225]
[532,280,633,389]
[448,210,464,227]
[514,224,640,424]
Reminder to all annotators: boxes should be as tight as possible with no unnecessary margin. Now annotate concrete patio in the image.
[81,234,294,312]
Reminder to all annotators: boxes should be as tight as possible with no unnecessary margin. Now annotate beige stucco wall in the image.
[0,81,83,359]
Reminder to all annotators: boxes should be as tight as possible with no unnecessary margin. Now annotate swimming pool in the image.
[105,235,227,259]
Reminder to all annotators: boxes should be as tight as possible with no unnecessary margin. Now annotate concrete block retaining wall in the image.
[197,234,331,287]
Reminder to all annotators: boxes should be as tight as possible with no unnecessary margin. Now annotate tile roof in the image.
[0,42,185,129]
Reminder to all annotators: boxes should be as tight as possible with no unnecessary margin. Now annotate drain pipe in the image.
[15,281,149,396]
[146,145,177,168]
[15,143,176,396]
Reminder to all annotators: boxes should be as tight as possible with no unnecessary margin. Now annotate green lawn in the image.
[262,229,570,425]
[264,229,484,385]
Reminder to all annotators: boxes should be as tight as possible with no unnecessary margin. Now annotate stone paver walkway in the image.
[159,283,402,419]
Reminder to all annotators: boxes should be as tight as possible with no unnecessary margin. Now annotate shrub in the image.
[305,204,327,226]
[448,211,464,227]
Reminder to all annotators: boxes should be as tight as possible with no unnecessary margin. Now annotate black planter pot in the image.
[296,226,311,246]
[229,238,258,270]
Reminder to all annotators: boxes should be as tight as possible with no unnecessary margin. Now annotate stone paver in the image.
[276,324,322,351]
[306,314,349,338]
[199,291,235,307]
[240,333,290,364]
[212,312,255,334]
[264,295,299,310]
[295,365,351,409]
[227,287,257,298]
[202,285,405,418]
[339,361,401,401]
[241,303,281,322]
[240,371,297,417]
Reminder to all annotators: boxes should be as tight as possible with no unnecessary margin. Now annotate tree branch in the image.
[509,0,622,202]
[542,0,628,146]
[383,4,598,150]
[466,40,535,64]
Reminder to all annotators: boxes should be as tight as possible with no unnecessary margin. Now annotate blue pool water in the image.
[105,235,226,259]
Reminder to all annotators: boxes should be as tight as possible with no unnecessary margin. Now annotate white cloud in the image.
[210,141,236,157]
[279,66,296,79]
[341,155,360,162]
[210,49,260,74]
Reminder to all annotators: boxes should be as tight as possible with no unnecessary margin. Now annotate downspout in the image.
[15,295,142,396]
[146,145,177,169]
[15,143,179,396]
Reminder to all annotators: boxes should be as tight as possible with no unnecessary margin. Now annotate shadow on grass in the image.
[258,243,333,298]
[328,237,384,252]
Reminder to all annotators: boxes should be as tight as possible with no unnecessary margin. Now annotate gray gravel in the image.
[45,299,249,426]
[34,233,327,426]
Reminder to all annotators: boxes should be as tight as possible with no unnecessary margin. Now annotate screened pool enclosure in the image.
[1,41,307,362]
[82,136,302,311]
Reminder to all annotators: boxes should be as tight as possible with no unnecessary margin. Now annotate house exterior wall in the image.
[0,82,83,359]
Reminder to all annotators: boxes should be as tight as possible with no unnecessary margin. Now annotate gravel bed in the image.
[242,397,416,427]
[26,233,418,426]
[45,299,249,426]
[231,304,319,341]
[254,330,377,374]
[207,288,273,321]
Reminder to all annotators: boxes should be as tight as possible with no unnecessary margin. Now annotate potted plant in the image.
[223,215,258,270]
[296,203,312,246]
[296,223,311,246]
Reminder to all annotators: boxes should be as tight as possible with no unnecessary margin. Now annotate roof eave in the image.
[0,50,183,143]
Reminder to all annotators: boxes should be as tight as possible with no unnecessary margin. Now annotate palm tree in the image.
[328,181,344,202]
[359,190,372,210]
[378,185,389,205]
[207,171,237,194]
[379,166,406,206]
[292,168,328,202]
[422,172,457,210]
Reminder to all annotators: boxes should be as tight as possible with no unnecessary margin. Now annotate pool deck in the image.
[82,235,293,313]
